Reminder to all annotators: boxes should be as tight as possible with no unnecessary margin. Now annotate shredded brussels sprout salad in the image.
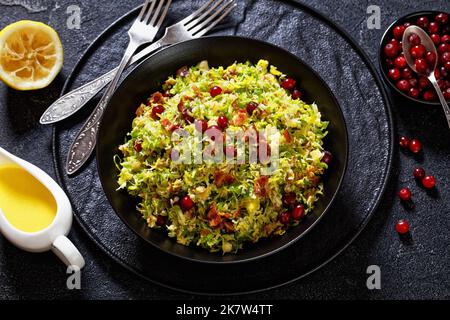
[116,59,329,253]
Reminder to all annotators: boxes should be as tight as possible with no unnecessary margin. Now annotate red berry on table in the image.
[180,195,195,211]
[292,89,302,100]
[217,115,228,130]
[393,25,406,39]
[151,105,165,119]
[399,136,410,149]
[422,175,436,189]
[388,68,401,80]
[408,33,421,46]
[396,219,410,235]
[416,16,429,29]
[384,42,398,58]
[282,192,297,208]
[428,21,439,34]
[292,204,305,220]
[435,13,448,25]
[398,188,412,201]
[410,44,426,59]
[281,78,296,90]
[279,211,291,225]
[414,58,428,74]
[210,85,222,97]
[246,102,258,115]
[396,79,410,92]
[425,51,437,66]
[409,139,422,153]
[413,167,425,180]
[322,150,333,164]
[408,87,420,98]
[423,89,436,101]
[430,34,441,45]
[394,56,407,68]
[195,119,208,133]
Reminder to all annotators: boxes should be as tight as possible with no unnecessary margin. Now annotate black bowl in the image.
[96,36,348,264]
[379,10,450,105]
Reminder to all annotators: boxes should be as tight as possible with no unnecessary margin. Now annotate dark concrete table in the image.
[0,0,449,299]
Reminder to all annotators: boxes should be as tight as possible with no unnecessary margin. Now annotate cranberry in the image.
[396,79,410,92]
[410,44,426,59]
[435,13,449,25]
[206,125,222,141]
[437,43,448,54]
[422,175,436,189]
[393,25,406,39]
[399,136,410,149]
[386,58,395,67]
[292,89,302,100]
[210,86,222,97]
[279,211,291,225]
[195,119,208,133]
[416,16,429,29]
[415,58,428,74]
[224,145,237,157]
[394,56,407,68]
[418,76,429,88]
[246,102,258,115]
[134,141,142,152]
[217,115,228,129]
[444,88,450,99]
[408,33,421,46]
[282,192,297,208]
[396,219,410,235]
[281,78,296,90]
[150,105,164,120]
[408,87,420,98]
[444,61,450,71]
[401,67,413,79]
[409,139,422,153]
[428,22,439,34]
[440,66,449,78]
[434,69,441,80]
[388,68,401,80]
[292,204,305,220]
[409,78,418,88]
[423,90,436,101]
[182,108,194,123]
[384,42,398,58]
[431,34,441,45]
[441,34,450,44]
[322,150,333,165]
[425,51,437,66]
[155,215,166,226]
[442,52,450,63]
[398,188,412,201]
[413,167,425,180]
[180,195,195,211]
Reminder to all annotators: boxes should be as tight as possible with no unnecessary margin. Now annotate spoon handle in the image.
[429,74,450,130]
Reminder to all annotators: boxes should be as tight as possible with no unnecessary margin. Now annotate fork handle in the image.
[66,42,139,175]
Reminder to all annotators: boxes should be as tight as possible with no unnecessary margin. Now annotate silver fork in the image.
[64,0,236,175]
[66,0,172,175]
[40,0,237,125]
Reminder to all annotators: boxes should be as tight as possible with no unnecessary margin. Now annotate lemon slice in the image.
[0,20,63,90]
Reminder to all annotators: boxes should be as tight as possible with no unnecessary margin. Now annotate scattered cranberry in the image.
[281,78,296,90]
[388,68,401,80]
[292,89,302,100]
[408,139,422,153]
[435,13,448,25]
[180,195,195,211]
[151,105,165,120]
[396,79,410,92]
[398,188,412,201]
[416,16,429,29]
[195,119,208,133]
[399,136,410,149]
[279,212,291,225]
[322,150,333,165]
[210,86,222,97]
[414,58,428,74]
[395,219,410,235]
[394,56,407,68]
[410,44,426,59]
[413,167,425,180]
[422,175,436,189]
[134,141,142,152]
[292,204,305,220]
[428,21,439,34]
[393,25,406,39]
[217,115,228,130]
[384,42,398,58]
[408,33,421,46]
[246,102,258,115]
[282,192,297,208]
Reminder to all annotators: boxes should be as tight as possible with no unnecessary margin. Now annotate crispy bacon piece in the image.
[283,129,292,143]
[223,221,235,233]
[177,100,185,113]
[135,104,145,116]
[232,109,248,126]
[214,171,235,187]
[207,204,222,228]
[254,175,269,197]
[150,92,165,104]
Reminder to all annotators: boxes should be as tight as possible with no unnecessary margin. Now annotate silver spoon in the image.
[402,25,450,130]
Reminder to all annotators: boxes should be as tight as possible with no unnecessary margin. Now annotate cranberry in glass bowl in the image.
[379,11,450,105]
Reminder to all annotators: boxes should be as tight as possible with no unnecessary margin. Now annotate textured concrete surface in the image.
[0,0,449,299]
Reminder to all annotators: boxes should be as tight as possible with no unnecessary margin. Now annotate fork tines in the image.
[138,0,172,26]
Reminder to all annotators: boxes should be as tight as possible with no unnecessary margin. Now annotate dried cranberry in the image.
[180,195,195,211]
[151,105,165,120]
[210,86,222,97]
[246,102,258,115]
[217,116,228,130]
[292,204,305,220]
[134,141,142,152]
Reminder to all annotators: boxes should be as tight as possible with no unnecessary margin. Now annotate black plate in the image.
[96,36,348,264]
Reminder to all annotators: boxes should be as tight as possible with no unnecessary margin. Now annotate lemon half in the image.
[0,20,63,90]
